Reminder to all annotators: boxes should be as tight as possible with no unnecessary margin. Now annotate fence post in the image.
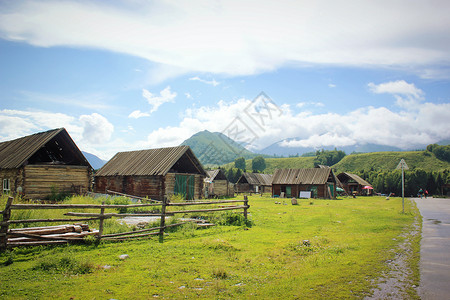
[97,201,105,241]
[159,198,166,243]
[0,196,14,251]
[243,195,248,220]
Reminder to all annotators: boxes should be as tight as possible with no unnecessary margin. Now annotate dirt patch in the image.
[365,202,420,299]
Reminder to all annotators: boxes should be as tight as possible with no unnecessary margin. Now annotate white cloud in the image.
[189,76,220,86]
[143,86,177,113]
[368,80,425,109]
[328,84,336,88]
[79,113,114,144]
[185,92,193,99]
[1,1,449,78]
[128,110,150,119]
[368,80,424,98]
[142,95,450,151]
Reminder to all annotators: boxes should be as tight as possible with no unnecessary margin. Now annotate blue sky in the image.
[1,0,450,160]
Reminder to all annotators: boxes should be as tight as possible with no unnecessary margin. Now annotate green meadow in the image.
[0,195,420,299]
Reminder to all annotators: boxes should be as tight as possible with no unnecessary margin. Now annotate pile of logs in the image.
[7,224,98,247]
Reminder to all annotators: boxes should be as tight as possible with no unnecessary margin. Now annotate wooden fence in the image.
[0,196,249,250]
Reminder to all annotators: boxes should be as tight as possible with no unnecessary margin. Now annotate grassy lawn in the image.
[0,195,419,299]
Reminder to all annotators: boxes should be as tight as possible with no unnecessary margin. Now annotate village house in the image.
[337,172,373,195]
[94,146,206,201]
[272,168,338,199]
[235,172,273,194]
[0,128,92,200]
[204,169,234,198]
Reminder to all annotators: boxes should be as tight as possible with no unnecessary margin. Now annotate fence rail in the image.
[0,195,249,250]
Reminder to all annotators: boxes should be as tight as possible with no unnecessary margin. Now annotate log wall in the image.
[95,175,164,200]
[24,165,91,199]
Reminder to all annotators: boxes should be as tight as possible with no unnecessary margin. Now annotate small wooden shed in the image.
[0,128,92,199]
[236,172,273,194]
[94,146,206,201]
[204,169,234,198]
[337,172,372,195]
[272,168,337,199]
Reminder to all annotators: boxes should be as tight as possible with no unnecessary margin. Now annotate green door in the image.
[328,183,334,198]
[310,186,317,198]
[174,175,195,200]
[286,186,292,198]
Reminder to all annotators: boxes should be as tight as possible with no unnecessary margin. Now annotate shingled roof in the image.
[95,146,206,177]
[205,169,227,182]
[272,168,335,185]
[239,172,273,186]
[0,128,90,169]
[337,172,371,187]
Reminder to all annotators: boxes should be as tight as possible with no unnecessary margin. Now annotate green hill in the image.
[332,151,450,173]
[181,130,257,166]
[221,150,449,174]
[222,156,315,173]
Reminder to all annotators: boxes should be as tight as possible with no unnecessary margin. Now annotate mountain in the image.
[181,130,258,166]
[259,138,404,156]
[82,151,107,170]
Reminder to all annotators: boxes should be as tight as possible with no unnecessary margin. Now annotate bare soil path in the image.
[415,197,450,300]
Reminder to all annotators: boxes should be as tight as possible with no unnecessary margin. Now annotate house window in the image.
[3,178,11,194]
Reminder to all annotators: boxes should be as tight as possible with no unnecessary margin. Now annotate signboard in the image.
[299,191,311,198]
[396,158,409,170]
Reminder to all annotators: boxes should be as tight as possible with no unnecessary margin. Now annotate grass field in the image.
[0,195,420,299]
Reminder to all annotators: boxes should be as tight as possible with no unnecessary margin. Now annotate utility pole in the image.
[396,158,409,213]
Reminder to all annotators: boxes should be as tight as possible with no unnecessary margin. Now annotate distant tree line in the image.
[313,149,346,167]
[426,144,450,162]
[357,169,449,196]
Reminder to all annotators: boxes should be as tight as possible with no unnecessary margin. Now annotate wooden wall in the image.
[24,165,91,200]
[95,175,165,200]
[0,168,23,196]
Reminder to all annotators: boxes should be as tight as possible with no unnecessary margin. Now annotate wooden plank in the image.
[64,212,162,217]
[170,205,248,214]
[167,199,245,206]
[11,203,162,209]
[6,217,100,224]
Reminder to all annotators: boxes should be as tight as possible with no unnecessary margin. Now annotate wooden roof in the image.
[205,169,227,182]
[337,172,371,187]
[0,128,91,169]
[238,172,273,186]
[95,146,206,177]
[272,168,335,185]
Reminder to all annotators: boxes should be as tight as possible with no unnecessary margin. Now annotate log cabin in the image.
[272,168,338,199]
[0,128,93,199]
[204,169,234,198]
[337,172,372,195]
[94,146,206,201]
[235,172,273,194]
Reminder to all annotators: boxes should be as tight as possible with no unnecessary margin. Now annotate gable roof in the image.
[238,172,273,186]
[337,172,371,187]
[95,146,206,177]
[272,168,335,185]
[205,169,227,182]
[0,128,91,169]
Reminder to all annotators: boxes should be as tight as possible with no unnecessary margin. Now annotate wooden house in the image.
[337,172,372,195]
[272,168,338,199]
[0,128,92,199]
[235,172,273,194]
[204,169,234,198]
[94,146,206,201]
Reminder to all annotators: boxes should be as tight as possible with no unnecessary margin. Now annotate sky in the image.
[0,0,450,161]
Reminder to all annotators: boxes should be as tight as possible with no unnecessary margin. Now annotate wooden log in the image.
[64,212,162,217]
[10,203,162,209]
[6,217,101,224]
[102,231,161,240]
[8,231,98,243]
[9,225,83,235]
[0,197,13,251]
[167,199,246,206]
[98,202,105,240]
[8,240,71,247]
[106,190,162,203]
[101,222,187,238]
[159,199,167,243]
[169,205,248,214]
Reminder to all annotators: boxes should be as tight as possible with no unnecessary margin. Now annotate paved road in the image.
[414,197,450,300]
